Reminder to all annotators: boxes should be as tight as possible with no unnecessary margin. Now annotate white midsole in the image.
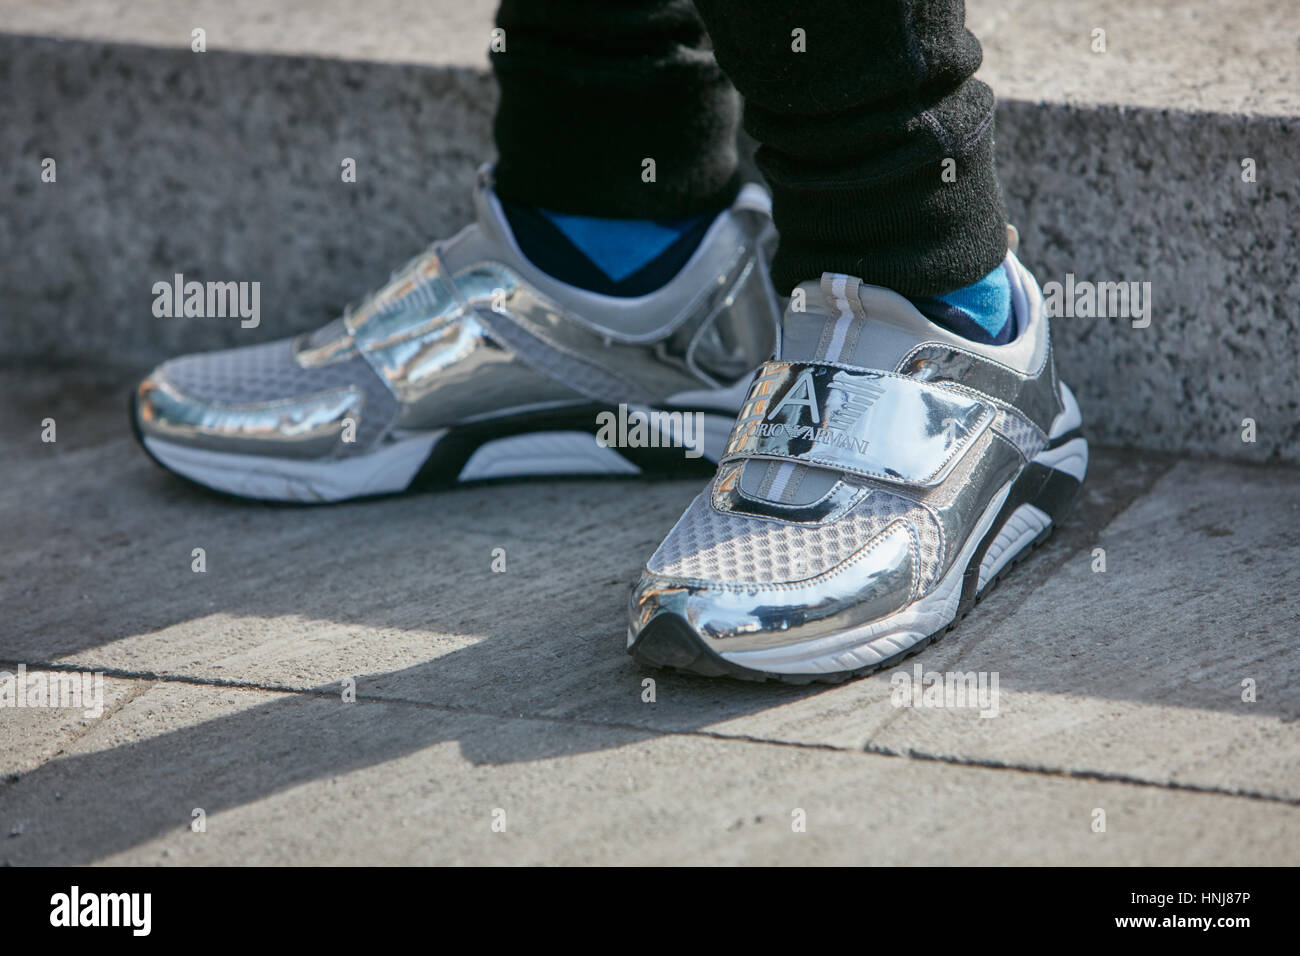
[1051,381,1084,438]
[977,502,1050,592]
[461,410,735,481]
[144,409,737,502]
[143,432,443,503]
[1036,436,1088,482]
[459,431,639,481]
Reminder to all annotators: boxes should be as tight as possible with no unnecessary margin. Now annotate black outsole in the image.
[628,457,1085,685]
[407,403,719,492]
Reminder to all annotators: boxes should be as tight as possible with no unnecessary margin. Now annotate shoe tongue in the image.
[779,274,941,368]
[738,273,944,507]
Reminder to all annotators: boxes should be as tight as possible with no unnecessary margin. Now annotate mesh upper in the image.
[159,337,399,453]
[992,408,1047,460]
[647,483,943,587]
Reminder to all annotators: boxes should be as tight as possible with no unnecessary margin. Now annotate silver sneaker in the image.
[628,248,1088,682]
[132,168,781,501]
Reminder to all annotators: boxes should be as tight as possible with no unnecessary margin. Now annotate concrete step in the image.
[3,0,1297,462]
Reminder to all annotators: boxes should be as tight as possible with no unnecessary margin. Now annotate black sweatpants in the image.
[490,0,1008,298]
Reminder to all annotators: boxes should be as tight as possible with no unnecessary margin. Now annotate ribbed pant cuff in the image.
[767,130,1009,297]
[492,64,741,219]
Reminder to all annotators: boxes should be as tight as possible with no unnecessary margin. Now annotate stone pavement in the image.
[2,365,1297,864]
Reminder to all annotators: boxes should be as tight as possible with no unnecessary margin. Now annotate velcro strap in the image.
[722,362,993,487]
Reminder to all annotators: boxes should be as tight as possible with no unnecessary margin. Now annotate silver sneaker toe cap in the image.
[629,517,918,657]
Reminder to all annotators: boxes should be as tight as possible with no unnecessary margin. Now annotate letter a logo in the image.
[769,369,821,424]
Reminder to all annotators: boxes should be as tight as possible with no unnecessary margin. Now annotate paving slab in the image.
[0,670,144,778]
[2,679,1296,865]
[4,367,1298,832]
[867,457,1300,801]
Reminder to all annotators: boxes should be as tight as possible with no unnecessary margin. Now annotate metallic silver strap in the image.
[721,361,993,487]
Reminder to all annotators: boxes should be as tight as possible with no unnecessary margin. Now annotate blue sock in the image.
[912,262,1015,345]
[500,200,714,297]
